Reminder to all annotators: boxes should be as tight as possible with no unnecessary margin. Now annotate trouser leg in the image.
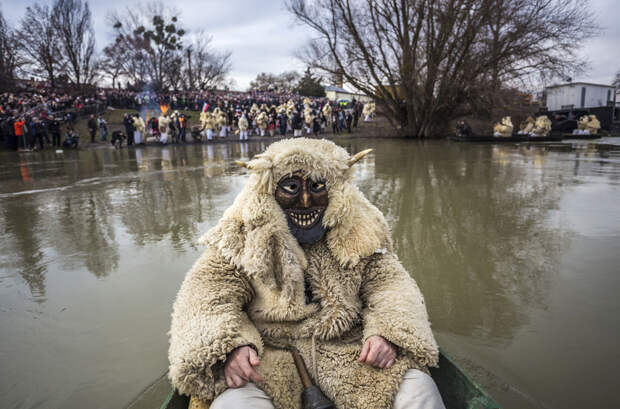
[392,369,446,409]
[211,383,274,409]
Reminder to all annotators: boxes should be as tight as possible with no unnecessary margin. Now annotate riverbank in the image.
[61,108,402,150]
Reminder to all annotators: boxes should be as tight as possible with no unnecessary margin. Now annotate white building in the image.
[545,82,615,111]
[324,86,372,103]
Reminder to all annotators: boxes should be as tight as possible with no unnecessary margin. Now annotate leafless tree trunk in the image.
[52,0,98,87]
[0,10,19,91]
[101,41,127,89]
[183,33,232,90]
[18,3,64,87]
[288,0,599,138]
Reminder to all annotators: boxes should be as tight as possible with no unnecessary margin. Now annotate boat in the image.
[127,350,500,409]
[560,133,602,140]
[450,134,563,142]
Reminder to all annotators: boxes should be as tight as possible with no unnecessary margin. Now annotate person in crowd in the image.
[268,114,276,137]
[278,112,287,136]
[346,110,353,133]
[98,114,108,141]
[2,118,17,150]
[132,113,145,145]
[150,116,160,141]
[178,114,187,143]
[14,117,26,149]
[238,112,249,141]
[33,118,46,150]
[456,120,473,138]
[87,114,97,143]
[312,113,321,136]
[291,110,303,137]
[63,127,79,149]
[331,110,340,134]
[111,130,125,149]
[353,103,360,128]
[124,113,135,146]
[338,109,345,131]
[49,118,61,147]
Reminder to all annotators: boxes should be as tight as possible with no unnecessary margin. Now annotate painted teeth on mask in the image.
[290,210,321,227]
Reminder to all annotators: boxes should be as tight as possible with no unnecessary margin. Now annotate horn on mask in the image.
[347,149,373,167]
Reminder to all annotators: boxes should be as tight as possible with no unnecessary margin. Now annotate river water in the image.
[0,139,619,409]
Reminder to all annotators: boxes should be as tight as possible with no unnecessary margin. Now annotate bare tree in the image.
[108,2,184,91]
[52,0,98,86]
[18,3,64,87]
[0,9,19,91]
[614,70,620,89]
[249,71,300,92]
[100,40,127,89]
[106,9,150,89]
[184,32,232,90]
[288,0,599,137]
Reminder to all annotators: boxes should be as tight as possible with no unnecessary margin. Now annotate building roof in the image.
[324,85,350,93]
[545,82,614,90]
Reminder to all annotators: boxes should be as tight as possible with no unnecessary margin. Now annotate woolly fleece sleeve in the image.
[168,249,263,401]
[360,252,439,368]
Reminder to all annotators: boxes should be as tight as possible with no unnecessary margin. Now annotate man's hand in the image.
[358,335,397,369]
[224,345,264,388]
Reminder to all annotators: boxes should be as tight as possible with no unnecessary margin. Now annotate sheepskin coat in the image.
[168,138,438,409]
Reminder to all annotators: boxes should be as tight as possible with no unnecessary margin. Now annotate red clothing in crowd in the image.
[14,120,25,136]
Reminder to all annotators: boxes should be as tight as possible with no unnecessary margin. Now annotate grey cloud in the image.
[3,0,619,89]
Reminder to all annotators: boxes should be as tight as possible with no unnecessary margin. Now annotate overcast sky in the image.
[2,0,619,90]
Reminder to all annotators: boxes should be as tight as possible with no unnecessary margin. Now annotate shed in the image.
[545,82,615,111]
[324,86,372,103]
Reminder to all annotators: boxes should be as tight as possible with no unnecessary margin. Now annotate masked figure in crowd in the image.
[169,138,445,409]
[132,114,145,145]
[238,112,249,141]
[158,114,171,144]
[256,111,268,137]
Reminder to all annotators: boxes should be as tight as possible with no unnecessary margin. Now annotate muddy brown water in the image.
[1,139,619,409]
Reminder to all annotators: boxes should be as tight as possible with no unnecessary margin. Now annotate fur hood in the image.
[199,138,391,303]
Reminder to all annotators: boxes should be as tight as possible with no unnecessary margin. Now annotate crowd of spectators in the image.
[0,80,366,151]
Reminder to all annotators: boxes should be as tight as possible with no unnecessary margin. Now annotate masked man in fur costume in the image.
[169,138,445,409]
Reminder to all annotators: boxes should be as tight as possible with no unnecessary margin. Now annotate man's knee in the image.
[211,383,274,409]
[393,369,446,409]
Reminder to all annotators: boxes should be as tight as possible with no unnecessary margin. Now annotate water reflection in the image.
[346,140,568,343]
[1,140,620,409]
[0,143,270,298]
[54,192,119,278]
[1,196,47,301]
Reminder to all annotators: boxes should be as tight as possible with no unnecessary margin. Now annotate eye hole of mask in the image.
[310,181,325,192]
[280,180,300,194]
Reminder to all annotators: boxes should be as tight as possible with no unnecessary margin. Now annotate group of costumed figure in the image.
[117,97,372,146]
[516,116,552,137]
[198,107,231,141]
[573,115,601,135]
[491,113,600,137]
[189,97,369,141]
[491,115,552,137]
[121,109,189,146]
[362,101,376,121]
